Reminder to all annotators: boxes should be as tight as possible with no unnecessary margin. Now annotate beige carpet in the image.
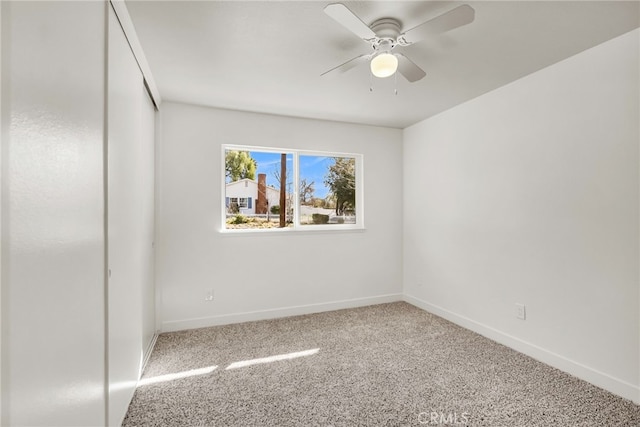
[123,302,639,426]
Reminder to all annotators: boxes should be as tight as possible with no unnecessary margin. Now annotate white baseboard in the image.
[162,293,403,333]
[141,332,159,373]
[403,294,640,405]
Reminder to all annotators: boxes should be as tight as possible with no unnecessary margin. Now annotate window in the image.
[227,197,248,209]
[299,155,356,226]
[223,146,363,231]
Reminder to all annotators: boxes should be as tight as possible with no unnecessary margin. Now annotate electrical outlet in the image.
[515,303,526,320]
[205,289,214,301]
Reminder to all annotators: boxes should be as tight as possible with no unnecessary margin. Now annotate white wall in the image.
[157,102,403,331]
[403,29,640,403]
[1,1,107,425]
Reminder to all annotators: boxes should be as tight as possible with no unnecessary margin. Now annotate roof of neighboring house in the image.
[226,179,279,194]
[226,178,255,187]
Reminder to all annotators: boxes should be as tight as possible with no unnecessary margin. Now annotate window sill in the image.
[218,225,366,236]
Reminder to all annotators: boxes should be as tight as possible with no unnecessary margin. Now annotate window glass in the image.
[299,155,356,226]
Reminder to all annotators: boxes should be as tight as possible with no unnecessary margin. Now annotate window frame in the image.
[221,144,364,233]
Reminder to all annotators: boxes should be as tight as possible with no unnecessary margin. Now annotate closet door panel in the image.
[107,7,144,426]
[2,2,107,425]
[140,88,156,362]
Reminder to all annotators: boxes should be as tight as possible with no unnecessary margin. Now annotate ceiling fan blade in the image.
[400,4,475,45]
[321,53,371,77]
[396,53,426,82]
[324,3,376,40]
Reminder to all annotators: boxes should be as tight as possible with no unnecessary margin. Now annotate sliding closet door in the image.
[1,2,107,425]
[107,6,153,426]
[140,88,156,363]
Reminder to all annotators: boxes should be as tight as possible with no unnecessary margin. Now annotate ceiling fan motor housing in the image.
[370,18,402,39]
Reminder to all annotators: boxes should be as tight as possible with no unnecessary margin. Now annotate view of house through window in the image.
[223,147,361,230]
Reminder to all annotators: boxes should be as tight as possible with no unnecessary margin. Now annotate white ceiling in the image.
[125,0,639,129]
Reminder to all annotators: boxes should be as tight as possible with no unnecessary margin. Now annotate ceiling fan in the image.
[321,3,475,82]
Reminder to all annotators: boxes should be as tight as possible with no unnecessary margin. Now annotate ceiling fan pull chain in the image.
[369,69,374,92]
[394,69,398,95]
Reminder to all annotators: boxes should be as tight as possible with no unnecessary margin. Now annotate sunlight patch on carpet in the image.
[138,365,218,387]
[225,348,320,370]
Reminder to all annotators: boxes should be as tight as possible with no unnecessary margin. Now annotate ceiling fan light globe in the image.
[370,53,398,78]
